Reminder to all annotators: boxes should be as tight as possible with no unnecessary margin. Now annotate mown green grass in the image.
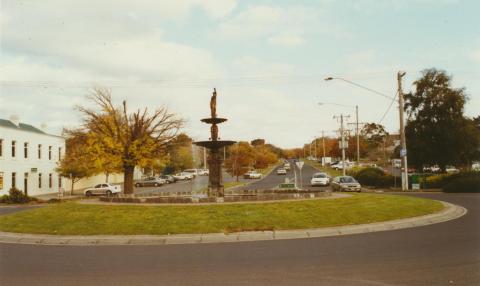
[305,160,343,177]
[0,194,443,235]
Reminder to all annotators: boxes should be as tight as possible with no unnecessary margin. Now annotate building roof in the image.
[0,118,46,134]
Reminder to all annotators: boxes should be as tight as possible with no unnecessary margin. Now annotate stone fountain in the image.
[194,88,236,198]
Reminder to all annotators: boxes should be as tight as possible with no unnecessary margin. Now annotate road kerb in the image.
[0,201,466,246]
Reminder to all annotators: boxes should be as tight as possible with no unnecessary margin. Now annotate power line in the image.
[378,90,399,124]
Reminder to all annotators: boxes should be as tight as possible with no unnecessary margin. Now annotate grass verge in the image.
[0,194,443,235]
[305,160,343,177]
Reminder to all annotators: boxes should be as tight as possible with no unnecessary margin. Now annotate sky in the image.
[1,0,479,148]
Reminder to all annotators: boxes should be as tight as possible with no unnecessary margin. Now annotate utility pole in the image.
[322,130,326,156]
[398,71,408,191]
[334,114,350,176]
[356,105,360,165]
[314,137,317,160]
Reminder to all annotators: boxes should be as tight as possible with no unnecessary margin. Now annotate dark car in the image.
[159,175,176,184]
[134,177,166,187]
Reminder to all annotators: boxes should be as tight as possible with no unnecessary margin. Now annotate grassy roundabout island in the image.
[0,194,444,235]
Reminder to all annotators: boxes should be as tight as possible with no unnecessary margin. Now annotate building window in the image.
[12,172,16,189]
[48,146,52,160]
[49,173,53,188]
[24,173,29,195]
[58,147,62,160]
[24,142,29,158]
[11,141,16,158]
[38,144,42,159]
[0,139,3,157]
[38,173,42,188]
[58,175,62,188]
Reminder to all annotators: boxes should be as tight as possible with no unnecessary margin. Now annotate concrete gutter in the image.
[0,201,466,246]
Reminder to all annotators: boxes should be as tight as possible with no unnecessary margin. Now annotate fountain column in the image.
[194,88,235,198]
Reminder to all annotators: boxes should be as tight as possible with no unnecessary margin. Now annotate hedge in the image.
[442,172,480,193]
[353,167,394,188]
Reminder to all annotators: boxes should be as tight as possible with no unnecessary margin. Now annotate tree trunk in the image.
[105,172,109,183]
[123,166,135,195]
[71,179,75,196]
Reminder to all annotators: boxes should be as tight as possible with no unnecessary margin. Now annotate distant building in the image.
[0,116,65,196]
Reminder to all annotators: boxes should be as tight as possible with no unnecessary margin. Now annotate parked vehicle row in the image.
[83,168,209,196]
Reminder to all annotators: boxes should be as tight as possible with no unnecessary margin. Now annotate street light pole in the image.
[397,71,409,191]
[324,75,406,183]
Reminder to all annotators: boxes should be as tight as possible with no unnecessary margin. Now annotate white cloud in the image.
[216,5,324,46]
[470,49,480,62]
[267,33,305,47]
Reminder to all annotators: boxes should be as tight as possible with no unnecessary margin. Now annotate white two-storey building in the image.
[0,116,65,196]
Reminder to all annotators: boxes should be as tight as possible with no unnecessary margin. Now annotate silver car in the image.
[331,176,362,192]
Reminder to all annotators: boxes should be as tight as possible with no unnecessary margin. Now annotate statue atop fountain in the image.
[194,89,236,199]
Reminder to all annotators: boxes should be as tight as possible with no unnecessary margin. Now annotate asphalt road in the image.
[1,165,478,285]
[233,160,329,191]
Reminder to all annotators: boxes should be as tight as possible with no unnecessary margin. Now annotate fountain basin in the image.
[195,140,236,149]
[201,118,228,124]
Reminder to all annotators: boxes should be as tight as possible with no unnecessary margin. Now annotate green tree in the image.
[165,133,194,173]
[404,68,480,170]
[361,123,388,150]
[75,87,183,195]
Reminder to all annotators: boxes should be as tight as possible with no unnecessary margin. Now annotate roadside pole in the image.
[334,114,349,176]
[356,105,360,165]
[397,71,409,191]
[322,130,326,165]
[341,115,346,176]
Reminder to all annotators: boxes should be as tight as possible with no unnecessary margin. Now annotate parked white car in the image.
[84,183,121,197]
[311,173,330,186]
[173,172,193,180]
[446,166,460,173]
[244,171,262,179]
[197,169,209,175]
[183,169,198,177]
[331,161,354,170]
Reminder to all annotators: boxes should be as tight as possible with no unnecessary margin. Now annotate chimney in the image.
[9,115,20,127]
[40,123,48,132]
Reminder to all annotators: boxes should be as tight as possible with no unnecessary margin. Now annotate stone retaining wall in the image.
[99,190,331,204]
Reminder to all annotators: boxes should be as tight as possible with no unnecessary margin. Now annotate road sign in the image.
[295,161,304,170]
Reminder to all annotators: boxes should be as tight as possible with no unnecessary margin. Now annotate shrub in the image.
[424,173,453,188]
[354,167,394,188]
[0,188,37,204]
[443,172,480,193]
